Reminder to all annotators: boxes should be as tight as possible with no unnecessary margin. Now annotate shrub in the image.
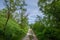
[32,22,60,40]
[0,16,28,40]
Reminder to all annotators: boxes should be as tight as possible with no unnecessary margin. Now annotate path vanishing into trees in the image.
[22,28,38,40]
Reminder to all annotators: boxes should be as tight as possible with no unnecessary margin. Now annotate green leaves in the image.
[38,0,60,28]
[32,0,60,40]
[0,16,28,40]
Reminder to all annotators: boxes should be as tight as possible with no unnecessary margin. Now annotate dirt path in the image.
[22,29,38,40]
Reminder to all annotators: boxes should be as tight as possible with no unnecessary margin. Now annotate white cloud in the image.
[25,0,43,24]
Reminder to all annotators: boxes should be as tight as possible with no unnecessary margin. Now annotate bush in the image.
[0,16,28,40]
[32,22,60,40]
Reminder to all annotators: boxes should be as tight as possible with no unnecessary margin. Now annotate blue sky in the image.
[0,0,43,24]
[25,0,43,24]
[0,0,5,10]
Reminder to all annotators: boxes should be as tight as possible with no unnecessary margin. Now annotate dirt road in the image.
[22,29,38,40]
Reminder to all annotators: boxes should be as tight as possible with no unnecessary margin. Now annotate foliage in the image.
[32,0,60,40]
[38,0,60,28]
[0,10,28,40]
[4,0,27,28]
[32,18,60,40]
[0,0,28,40]
[0,13,28,40]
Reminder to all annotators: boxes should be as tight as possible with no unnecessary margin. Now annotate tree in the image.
[31,0,60,40]
[4,0,27,26]
[19,7,28,28]
[38,0,60,28]
[3,0,28,39]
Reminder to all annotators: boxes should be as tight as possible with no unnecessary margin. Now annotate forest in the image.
[0,0,60,40]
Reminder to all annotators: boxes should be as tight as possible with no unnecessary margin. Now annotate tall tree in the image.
[19,0,28,28]
[4,0,27,27]
[11,0,28,28]
[38,0,60,28]
[4,0,16,28]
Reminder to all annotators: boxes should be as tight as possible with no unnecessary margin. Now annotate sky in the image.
[0,0,43,24]
[25,0,43,24]
[0,0,5,10]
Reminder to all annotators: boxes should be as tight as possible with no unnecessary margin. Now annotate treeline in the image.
[0,0,28,40]
[31,0,60,40]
